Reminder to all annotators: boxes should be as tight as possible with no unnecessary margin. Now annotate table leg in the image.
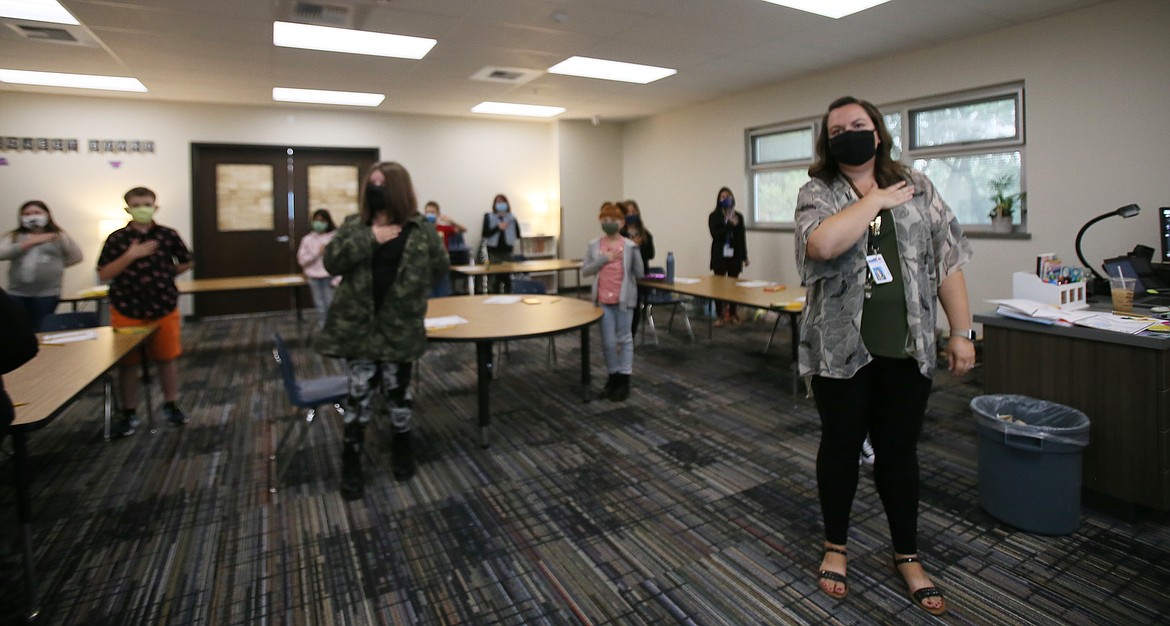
[789,312,801,397]
[140,345,155,432]
[475,341,493,448]
[12,431,42,622]
[467,275,475,295]
[104,374,114,441]
[580,325,592,402]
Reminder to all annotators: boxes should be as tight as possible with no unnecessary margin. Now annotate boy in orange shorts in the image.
[97,187,194,436]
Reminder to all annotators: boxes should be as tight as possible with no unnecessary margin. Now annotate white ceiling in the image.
[0,0,1108,122]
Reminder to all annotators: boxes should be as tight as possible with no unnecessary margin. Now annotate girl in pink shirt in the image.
[581,202,645,401]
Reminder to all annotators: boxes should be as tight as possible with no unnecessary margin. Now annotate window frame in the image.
[745,82,1027,235]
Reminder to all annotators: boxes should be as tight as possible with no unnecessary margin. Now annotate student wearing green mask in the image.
[97,186,194,437]
[297,208,339,327]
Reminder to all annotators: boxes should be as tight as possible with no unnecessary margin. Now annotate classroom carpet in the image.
[1,309,1168,625]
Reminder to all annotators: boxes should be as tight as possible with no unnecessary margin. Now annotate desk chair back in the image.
[39,311,99,331]
[270,332,348,492]
[642,267,694,345]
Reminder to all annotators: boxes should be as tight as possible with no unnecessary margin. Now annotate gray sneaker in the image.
[163,402,189,426]
[112,411,137,437]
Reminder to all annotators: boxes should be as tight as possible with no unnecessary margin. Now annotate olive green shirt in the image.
[860,209,910,358]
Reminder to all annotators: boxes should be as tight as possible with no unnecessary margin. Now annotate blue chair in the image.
[642,267,694,345]
[39,311,99,331]
[270,332,347,492]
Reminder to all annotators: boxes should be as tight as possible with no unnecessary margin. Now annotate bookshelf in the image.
[519,236,557,293]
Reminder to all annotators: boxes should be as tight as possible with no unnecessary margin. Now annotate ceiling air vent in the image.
[289,1,354,28]
[4,21,101,47]
[470,66,544,86]
[15,25,76,42]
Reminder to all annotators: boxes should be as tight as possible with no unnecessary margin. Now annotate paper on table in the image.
[736,280,775,288]
[484,295,522,304]
[263,276,304,285]
[1074,313,1157,334]
[425,315,469,329]
[988,299,1098,323]
[672,277,701,284]
[42,329,99,344]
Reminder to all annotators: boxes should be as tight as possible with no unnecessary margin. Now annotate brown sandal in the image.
[818,545,848,599]
[893,556,947,616]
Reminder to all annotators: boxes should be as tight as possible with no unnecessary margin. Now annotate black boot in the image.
[391,430,416,481]
[599,373,617,400]
[340,421,365,500]
[612,374,630,402]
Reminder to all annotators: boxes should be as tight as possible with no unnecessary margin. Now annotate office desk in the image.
[7,326,156,621]
[426,295,601,447]
[638,276,806,393]
[976,312,1170,512]
[449,259,583,295]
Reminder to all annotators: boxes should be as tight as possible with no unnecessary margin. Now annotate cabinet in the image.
[976,312,1170,512]
[519,236,558,293]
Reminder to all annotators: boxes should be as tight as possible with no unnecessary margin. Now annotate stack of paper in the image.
[989,299,1098,326]
[990,298,1159,334]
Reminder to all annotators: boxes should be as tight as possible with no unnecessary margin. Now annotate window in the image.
[747,123,814,226]
[746,83,1026,233]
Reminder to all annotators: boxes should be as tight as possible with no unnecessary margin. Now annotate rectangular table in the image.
[976,311,1170,514]
[7,326,156,621]
[639,275,806,394]
[61,273,309,319]
[450,259,583,295]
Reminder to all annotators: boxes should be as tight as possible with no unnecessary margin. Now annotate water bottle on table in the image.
[666,251,675,284]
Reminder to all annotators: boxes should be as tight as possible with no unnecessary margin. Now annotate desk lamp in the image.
[1075,203,1141,295]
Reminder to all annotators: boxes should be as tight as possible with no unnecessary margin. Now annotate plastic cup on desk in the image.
[1109,276,1136,313]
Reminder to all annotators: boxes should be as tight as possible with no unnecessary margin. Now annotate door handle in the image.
[276,236,290,243]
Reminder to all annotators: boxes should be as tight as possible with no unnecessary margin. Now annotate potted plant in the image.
[988,174,1025,233]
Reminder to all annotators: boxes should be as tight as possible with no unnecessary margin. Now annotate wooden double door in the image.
[191,144,378,316]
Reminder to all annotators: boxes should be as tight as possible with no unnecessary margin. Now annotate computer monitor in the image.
[1161,207,1170,263]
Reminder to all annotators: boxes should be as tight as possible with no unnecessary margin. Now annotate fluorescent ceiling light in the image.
[0,0,78,25]
[758,0,891,19]
[0,69,146,92]
[272,87,385,107]
[547,56,675,84]
[471,102,565,118]
[273,21,435,59]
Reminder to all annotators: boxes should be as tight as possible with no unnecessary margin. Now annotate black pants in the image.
[811,356,932,554]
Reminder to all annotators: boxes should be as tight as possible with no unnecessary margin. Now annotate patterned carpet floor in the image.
[1,308,1168,625]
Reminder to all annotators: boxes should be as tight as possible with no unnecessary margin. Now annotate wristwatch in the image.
[952,328,977,341]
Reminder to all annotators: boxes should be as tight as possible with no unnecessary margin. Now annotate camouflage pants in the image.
[343,359,413,432]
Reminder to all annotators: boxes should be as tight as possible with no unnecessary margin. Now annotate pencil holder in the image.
[1012,272,1088,310]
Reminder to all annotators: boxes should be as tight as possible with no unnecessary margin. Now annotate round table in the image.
[426,294,602,446]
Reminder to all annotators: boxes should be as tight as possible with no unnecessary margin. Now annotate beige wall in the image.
[622,0,1170,326]
[557,120,625,289]
[0,93,558,298]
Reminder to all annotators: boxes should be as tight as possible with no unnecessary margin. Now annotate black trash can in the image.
[970,395,1090,535]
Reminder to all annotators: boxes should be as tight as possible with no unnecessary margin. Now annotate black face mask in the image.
[828,130,878,166]
[365,183,387,213]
